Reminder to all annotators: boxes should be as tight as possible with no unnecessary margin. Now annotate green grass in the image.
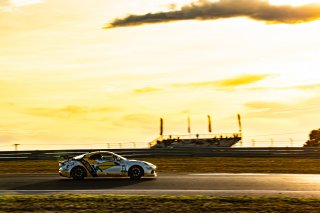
[1,195,320,212]
[1,157,320,174]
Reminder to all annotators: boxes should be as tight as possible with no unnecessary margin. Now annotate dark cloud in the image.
[106,0,320,28]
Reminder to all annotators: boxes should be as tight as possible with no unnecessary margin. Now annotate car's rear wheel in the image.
[129,166,144,180]
[71,166,86,180]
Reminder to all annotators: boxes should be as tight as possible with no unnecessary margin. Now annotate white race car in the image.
[59,151,157,180]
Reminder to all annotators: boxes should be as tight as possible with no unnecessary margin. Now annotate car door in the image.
[99,153,123,176]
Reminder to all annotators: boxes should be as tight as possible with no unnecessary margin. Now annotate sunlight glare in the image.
[10,0,44,7]
[269,0,320,6]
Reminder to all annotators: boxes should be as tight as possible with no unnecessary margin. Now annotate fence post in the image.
[251,139,255,147]
[14,144,20,151]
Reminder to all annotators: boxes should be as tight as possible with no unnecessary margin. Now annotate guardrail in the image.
[0,147,320,161]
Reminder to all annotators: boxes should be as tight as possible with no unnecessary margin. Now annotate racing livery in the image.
[59,151,157,180]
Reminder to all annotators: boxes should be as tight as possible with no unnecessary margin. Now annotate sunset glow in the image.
[1,0,320,150]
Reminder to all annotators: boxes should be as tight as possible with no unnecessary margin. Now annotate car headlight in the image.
[144,162,154,167]
[143,162,156,170]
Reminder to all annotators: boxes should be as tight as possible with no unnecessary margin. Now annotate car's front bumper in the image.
[144,171,157,177]
[59,169,70,178]
[144,167,157,177]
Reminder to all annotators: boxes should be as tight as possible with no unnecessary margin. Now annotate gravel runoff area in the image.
[1,194,320,212]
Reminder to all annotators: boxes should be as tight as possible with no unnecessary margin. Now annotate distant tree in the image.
[304,128,320,147]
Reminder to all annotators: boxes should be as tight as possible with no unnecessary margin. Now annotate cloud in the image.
[173,74,270,89]
[216,74,270,87]
[134,87,162,94]
[1,0,44,12]
[26,106,89,118]
[245,101,287,111]
[10,0,44,7]
[290,83,320,90]
[243,82,320,91]
[245,98,320,118]
[106,0,320,28]
[112,113,157,132]
[25,105,118,119]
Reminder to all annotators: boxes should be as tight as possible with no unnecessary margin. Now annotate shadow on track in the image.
[11,178,156,190]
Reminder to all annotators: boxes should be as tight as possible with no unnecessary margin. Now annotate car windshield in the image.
[113,153,127,161]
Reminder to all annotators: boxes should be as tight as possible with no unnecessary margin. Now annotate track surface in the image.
[2,173,320,197]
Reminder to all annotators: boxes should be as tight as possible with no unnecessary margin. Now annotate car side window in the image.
[101,154,114,161]
[89,154,102,160]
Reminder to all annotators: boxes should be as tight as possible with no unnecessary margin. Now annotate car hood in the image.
[127,159,155,167]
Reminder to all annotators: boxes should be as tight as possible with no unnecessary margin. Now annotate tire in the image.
[71,166,86,180]
[129,166,144,180]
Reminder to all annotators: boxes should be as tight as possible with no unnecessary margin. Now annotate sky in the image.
[1,0,320,150]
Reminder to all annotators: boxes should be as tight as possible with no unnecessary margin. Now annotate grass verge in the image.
[1,195,320,212]
[1,157,320,174]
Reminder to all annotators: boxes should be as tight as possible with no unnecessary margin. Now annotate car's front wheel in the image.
[71,166,86,180]
[129,166,144,180]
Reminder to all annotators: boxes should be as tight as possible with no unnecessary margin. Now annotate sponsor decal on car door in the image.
[79,158,98,177]
[94,154,123,176]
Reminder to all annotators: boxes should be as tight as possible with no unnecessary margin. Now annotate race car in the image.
[59,151,157,180]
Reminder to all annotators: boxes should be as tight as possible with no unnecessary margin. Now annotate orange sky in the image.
[1,0,320,150]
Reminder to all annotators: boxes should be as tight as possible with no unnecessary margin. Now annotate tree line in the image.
[304,128,320,147]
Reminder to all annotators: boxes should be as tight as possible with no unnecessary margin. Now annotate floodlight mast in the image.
[237,113,243,146]
[207,115,212,133]
[187,116,191,134]
[160,118,163,139]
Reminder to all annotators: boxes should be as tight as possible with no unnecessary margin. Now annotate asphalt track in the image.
[2,173,320,197]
